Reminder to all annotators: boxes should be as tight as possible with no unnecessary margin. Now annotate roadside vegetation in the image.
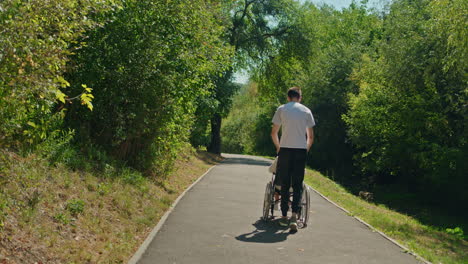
[0,147,220,263]
[304,169,468,264]
[1,0,466,262]
[0,0,297,261]
[225,0,467,212]
[1,1,230,260]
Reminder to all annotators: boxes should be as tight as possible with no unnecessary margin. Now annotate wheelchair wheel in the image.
[262,183,273,221]
[298,184,310,228]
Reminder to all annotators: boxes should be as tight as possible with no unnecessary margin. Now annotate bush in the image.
[121,169,145,187]
[53,212,71,225]
[0,0,119,150]
[66,199,85,217]
[64,0,232,173]
[446,227,464,240]
[344,0,467,203]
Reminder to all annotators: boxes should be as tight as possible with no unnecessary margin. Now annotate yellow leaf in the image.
[56,91,66,103]
[86,101,93,111]
[82,84,93,93]
[56,76,70,88]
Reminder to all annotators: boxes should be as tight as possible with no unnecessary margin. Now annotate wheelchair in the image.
[262,172,311,228]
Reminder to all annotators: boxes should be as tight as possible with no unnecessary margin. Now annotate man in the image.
[271,86,315,232]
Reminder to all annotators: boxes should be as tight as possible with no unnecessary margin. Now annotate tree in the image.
[344,0,467,203]
[200,0,298,154]
[65,0,232,173]
[254,2,381,182]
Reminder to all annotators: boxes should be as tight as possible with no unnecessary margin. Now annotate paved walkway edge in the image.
[127,165,217,264]
[307,185,432,264]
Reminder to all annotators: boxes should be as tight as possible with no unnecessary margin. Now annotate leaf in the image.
[82,84,92,93]
[56,90,66,103]
[55,76,70,88]
[81,93,94,111]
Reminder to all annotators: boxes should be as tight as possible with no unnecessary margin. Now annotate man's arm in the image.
[306,126,314,152]
[271,124,281,154]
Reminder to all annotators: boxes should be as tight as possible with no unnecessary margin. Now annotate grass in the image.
[304,169,468,264]
[0,149,221,263]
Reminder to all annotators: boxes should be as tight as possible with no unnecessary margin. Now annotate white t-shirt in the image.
[272,102,315,149]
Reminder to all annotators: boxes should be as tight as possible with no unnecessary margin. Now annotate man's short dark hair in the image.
[287,87,301,99]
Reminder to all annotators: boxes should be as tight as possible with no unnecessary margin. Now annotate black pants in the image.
[277,148,307,217]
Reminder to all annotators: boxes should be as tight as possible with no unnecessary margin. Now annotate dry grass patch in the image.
[0,150,221,263]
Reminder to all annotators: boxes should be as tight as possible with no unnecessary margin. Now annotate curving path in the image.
[134,154,422,264]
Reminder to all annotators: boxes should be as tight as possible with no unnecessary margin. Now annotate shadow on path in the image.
[221,156,272,167]
[235,219,290,243]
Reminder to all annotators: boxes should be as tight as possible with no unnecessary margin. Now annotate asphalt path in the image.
[136,154,422,264]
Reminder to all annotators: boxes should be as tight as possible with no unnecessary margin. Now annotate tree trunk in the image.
[207,113,222,154]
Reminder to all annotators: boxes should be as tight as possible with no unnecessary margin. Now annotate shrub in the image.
[446,227,464,240]
[66,199,85,217]
[64,0,232,173]
[53,212,71,225]
[121,169,145,186]
[0,0,119,150]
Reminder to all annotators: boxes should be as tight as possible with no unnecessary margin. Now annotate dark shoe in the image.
[289,215,298,232]
[279,217,289,227]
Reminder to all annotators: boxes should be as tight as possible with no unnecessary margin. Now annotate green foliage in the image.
[191,75,241,152]
[446,227,464,240]
[222,83,262,154]
[344,0,467,203]
[251,111,279,156]
[53,212,71,225]
[227,0,299,64]
[34,129,75,162]
[221,82,283,156]
[64,0,233,172]
[121,168,145,187]
[232,0,466,208]
[66,199,85,217]
[0,0,119,150]
[97,182,112,196]
[0,194,7,229]
[197,0,299,153]
[253,2,381,180]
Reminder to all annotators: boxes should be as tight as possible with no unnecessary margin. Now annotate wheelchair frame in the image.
[262,173,311,228]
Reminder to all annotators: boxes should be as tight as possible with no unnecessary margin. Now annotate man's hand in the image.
[306,127,314,152]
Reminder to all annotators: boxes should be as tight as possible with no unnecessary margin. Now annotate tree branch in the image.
[238,26,290,47]
[230,0,258,48]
